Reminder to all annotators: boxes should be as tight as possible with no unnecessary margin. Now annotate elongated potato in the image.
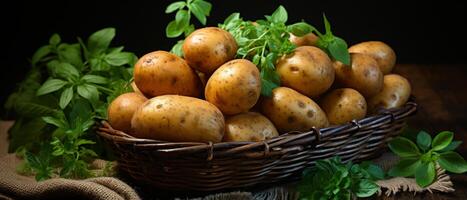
[320,88,367,125]
[133,51,200,98]
[334,53,383,97]
[368,74,411,113]
[289,33,319,46]
[205,59,261,115]
[276,46,335,97]
[349,41,396,74]
[223,112,279,142]
[261,87,329,133]
[108,92,147,134]
[131,95,225,143]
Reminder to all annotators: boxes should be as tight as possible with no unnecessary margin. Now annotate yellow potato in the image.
[289,33,319,46]
[107,92,147,134]
[320,88,367,125]
[276,46,335,97]
[261,87,329,133]
[334,53,383,97]
[205,59,261,115]
[133,51,200,98]
[349,41,396,74]
[183,27,238,74]
[368,74,411,113]
[131,95,225,143]
[223,112,279,142]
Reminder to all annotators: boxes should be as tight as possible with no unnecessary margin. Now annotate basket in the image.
[97,99,417,191]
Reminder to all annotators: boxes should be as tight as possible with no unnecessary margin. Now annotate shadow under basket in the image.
[97,99,417,191]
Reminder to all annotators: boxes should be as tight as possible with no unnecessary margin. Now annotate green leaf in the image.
[89,58,111,71]
[8,119,47,153]
[188,3,206,25]
[323,14,332,36]
[354,179,379,198]
[287,22,317,37]
[76,139,96,146]
[417,131,432,152]
[360,162,385,180]
[166,20,185,38]
[415,161,436,187]
[31,45,52,65]
[57,43,83,69]
[49,33,61,46]
[193,0,212,16]
[388,157,421,177]
[184,24,195,36]
[53,62,80,80]
[270,5,288,23]
[165,1,186,13]
[432,131,454,151]
[81,75,108,84]
[388,137,421,157]
[438,151,467,173]
[104,52,134,66]
[440,140,462,152]
[77,84,99,103]
[42,116,67,128]
[170,40,185,57]
[260,68,280,97]
[13,102,58,118]
[328,37,350,65]
[59,87,73,109]
[87,28,115,54]
[36,79,67,96]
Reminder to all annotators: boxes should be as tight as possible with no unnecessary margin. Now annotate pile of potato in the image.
[107,28,411,143]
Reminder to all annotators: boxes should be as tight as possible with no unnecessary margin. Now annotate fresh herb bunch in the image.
[4,28,136,181]
[298,157,383,200]
[165,0,212,56]
[388,130,467,187]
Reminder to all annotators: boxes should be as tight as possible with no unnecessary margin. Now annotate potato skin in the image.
[205,59,261,115]
[349,41,396,74]
[131,81,144,96]
[261,87,329,133]
[289,33,319,47]
[133,51,200,98]
[368,74,411,113]
[183,27,238,74]
[320,88,367,125]
[334,53,383,97]
[108,92,147,134]
[131,95,225,143]
[223,112,279,142]
[276,46,335,97]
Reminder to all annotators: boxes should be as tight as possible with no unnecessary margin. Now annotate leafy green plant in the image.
[298,157,383,200]
[388,130,467,187]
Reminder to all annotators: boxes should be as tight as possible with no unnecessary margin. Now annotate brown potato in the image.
[276,46,335,98]
[223,112,279,142]
[205,59,261,115]
[334,53,384,97]
[261,87,329,133]
[183,27,238,74]
[133,51,200,98]
[368,74,411,113]
[349,41,396,74]
[289,33,319,46]
[131,95,225,142]
[107,92,147,133]
[320,88,367,125]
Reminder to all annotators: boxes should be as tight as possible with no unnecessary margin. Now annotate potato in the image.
[133,51,200,98]
[289,33,319,46]
[205,59,261,115]
[349,41,396,74]
[276,46,335,97]
[183,27,238,74]
[223,112,279,142]
[320,88,367,125]
[108,92,147,133]
[131,95,225,142]
[368,74,411,113]
[261,87,329,133]
[334,53,383,97]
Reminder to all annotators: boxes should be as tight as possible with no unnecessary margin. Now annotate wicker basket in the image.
[97,99,417,191]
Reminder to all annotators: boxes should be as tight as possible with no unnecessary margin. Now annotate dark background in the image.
[1,0,466,107]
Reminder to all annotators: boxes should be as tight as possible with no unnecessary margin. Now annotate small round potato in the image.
[183,27,238,74]
[133,51,200,98]
[320,88,367,125]
[131,95,225,143]
[276,46,335,97]
[223,112,279,142]
[205,59,261,115]
[349,41,396,74]
[107,92,147,134]
[261,87,329,133]
[368,74,411,113]
[289,33,319,47]
[334,53,384,97]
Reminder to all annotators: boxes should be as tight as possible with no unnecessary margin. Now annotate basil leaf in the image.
[287,22,316,37]
[166,20,185,38]
[188,2,207,25]
[184,24,195,36]
[361,162,385,180]
[89,58,111,71]
[417,131,432,152]
[59,87,73,109]
[32,45,52,66]
[270,5,287,23]
[438,151,467,173]
[193,0,211,16]
[81,75,108,84]
[388,157,421,177]
[49,33,61,46]
[323,14,332,36]
[354,179,379,198]
[415,161,436,187]
[170,40,185,57]
[105,52,134,66]
[439,140,462,152]
[328,37,350,65]
[13,102,58,118]
[432,131,454,151]
[388,137,421,157]
[54,62,80,80]
[260,68,280,97]
[222,12,240,26]
[165,1,186,13]
[87,28,115,54]
[36,79,67,96]
[42,116,67,128]
[77,84,99,103]
[57,43,83,69]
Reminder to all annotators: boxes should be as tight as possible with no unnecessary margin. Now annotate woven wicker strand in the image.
[97,100,417,191]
